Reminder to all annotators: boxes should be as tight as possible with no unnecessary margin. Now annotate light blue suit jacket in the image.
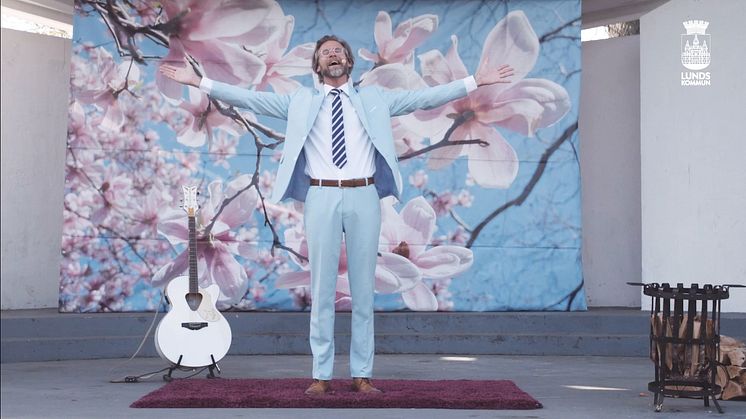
[208,78,469,203]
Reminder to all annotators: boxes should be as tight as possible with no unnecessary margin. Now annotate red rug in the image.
[131,378,542,409]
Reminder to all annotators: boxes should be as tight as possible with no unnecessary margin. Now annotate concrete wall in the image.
[640,0,746,312]
[0,28,70,309]
[580,35,642,307]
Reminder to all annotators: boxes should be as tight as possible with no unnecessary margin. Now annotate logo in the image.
[680,20,711,86]
[681,20,710,70]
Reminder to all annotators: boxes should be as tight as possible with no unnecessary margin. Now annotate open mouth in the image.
[328,60,341,67]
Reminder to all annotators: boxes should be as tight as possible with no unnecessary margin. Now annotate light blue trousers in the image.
[303,184,381,380]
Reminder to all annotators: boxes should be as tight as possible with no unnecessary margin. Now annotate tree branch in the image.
[399,111,486,162]
[539,17,581,43]
[466,121,578,248]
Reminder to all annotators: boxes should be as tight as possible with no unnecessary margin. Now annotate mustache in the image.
[328,58,347,66]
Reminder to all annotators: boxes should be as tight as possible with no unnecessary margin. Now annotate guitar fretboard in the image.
[188,215,198,294]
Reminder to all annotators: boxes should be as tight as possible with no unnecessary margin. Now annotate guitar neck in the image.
[188,214,198,293]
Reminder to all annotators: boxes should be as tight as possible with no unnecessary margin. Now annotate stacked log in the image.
[650,313,745,400]
[650,313,714,380]
[717,335,746,400]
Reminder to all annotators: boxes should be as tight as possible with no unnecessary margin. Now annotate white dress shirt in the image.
[199,76,479,181]
[303,83,375,180]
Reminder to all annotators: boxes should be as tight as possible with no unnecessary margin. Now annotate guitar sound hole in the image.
[185,292,203,311]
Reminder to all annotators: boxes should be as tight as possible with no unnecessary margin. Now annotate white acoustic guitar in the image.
[154,186,232,368]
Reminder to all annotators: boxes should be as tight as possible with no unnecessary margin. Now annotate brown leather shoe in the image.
[304,379,330,395]
[351,377,382,393]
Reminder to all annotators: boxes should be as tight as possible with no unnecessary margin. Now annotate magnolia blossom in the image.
[152,175,259,303]
[90,165,134,225]
[208,130,239,169]
[156,0,285,100]
[379,197,473,310]
[73,48,140,131]
[253,15,315,93]
[359,11,438,67]
[417,11,571,188]
[129,185,172,238]
[68,101,97,149]
[174,86,241,147]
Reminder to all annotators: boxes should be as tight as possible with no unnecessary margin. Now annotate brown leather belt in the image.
[310,177,375,187]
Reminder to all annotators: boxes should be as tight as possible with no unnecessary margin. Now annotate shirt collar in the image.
[323,81,350,96]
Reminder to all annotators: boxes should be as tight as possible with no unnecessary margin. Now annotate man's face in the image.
[316,40,350,81]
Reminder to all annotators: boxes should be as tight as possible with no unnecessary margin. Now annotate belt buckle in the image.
[338,179,343,188]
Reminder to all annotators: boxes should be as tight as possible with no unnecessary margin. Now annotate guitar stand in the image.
[162,354,222,382]
[206,355,221,379]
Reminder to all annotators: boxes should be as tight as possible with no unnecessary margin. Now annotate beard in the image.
[322,63,347,79]
[324,66,345,79]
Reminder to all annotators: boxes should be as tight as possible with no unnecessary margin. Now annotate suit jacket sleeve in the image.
[207,80,292,120]
[382,78,468,117]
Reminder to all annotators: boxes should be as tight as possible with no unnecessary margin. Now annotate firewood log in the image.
[717,335,746,400]
[727,366,743,380]
[724,349,745,367]
[720,335,742,349]
[717,364,729,388]
[721,379,746,400]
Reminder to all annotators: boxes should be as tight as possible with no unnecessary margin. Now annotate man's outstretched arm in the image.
[159,60,202,87]
[385,64,514,117]
[159,60,291,120]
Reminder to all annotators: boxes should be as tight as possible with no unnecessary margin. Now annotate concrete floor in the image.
[2,354,744,418]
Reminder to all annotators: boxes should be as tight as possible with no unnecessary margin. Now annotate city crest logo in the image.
[680,20,711,86]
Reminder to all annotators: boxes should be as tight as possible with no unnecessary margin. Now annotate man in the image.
[160,35,513,395]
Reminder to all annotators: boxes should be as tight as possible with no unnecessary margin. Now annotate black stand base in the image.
[649,381,723,414]
[162,354,222,381]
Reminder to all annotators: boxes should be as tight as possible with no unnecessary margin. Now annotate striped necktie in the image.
[330,88,347,168]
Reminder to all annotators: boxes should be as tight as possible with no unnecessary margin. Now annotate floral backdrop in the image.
[60,0,585,312]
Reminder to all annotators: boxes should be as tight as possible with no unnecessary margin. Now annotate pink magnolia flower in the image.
[359,11,438,67]
[253,15,315,93]
[175,86,241,147]
[152,174,259,303]
[74,48,140,131]
[156,0,284,100]
[208,130,239,169]
[379,197,473,311]
[90,165,134,225]
[129,186,172,238]
[263,200,303,229]
[428,190,458,216]
[68,101,97,149]
[414,10,571,188]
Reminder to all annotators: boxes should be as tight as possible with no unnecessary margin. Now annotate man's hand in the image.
[159,59,202,87]
[475,64,515,87]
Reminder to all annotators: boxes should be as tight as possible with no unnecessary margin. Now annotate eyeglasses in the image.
[320,47,344,56]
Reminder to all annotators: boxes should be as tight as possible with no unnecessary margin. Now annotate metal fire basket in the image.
[628,282,743,414]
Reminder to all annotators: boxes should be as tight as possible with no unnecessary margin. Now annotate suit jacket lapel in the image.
[347,82,373,138]
[305,88,325,134]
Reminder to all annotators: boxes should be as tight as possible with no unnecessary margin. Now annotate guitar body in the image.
[154,275,232,367]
